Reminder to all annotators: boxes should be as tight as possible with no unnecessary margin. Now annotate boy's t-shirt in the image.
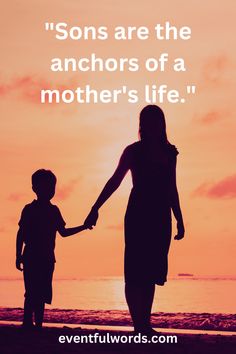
[18,200,66,263]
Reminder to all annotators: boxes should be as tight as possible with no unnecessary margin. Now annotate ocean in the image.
[1,277,236,314]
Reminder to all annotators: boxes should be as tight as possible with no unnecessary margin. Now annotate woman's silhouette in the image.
[85,105,185,334]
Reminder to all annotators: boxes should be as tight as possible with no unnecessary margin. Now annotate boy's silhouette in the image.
[16,169,90,328]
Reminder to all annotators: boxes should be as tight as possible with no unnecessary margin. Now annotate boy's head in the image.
[32,169,57,201]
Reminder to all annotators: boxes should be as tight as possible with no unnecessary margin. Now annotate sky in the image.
[0,0,236,279]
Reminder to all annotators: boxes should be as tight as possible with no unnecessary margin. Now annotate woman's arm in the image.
[170,157,185,240]
[84,146,131,227]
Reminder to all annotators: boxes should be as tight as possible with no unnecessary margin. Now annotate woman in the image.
[84,105,185,334]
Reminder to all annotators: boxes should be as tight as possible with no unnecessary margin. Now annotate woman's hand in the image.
[174,221,185,240]
[84,208,99,228]
[16,256,23,271]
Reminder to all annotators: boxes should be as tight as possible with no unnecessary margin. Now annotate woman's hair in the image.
[139,105,169,144]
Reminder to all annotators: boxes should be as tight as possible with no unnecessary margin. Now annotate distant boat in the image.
[178,273,194,277]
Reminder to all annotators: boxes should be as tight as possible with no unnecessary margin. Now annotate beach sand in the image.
[0,323,236,354]
[0,308,236,353]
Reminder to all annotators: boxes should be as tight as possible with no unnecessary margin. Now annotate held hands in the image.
[84,207,99,229]
[86,225,94,230]
[84,223,94,230]
[16,256,23,271]
[174,221,185,240]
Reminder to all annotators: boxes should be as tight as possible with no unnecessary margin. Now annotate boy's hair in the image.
[32,169,57,189]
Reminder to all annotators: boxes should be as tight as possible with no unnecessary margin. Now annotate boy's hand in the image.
[16,257,23,271]
[174,222,185,240]
[84,224,93,230]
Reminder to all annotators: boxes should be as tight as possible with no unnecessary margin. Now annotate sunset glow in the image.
[1,0,236,279]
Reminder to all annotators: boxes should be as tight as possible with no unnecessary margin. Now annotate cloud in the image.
[7,179,80,203]
[8,193,27,202]
[201,55,229,88]
[0,75,47,103]
[55,178,80,201]
[192,174,236,199]
[197,110,224,124]
[0,83,10,96]
[193,109,232,125]
[107,224,123,231]
[0,74,81,104]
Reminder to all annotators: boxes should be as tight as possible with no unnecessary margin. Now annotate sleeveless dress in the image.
[124,141,178,285]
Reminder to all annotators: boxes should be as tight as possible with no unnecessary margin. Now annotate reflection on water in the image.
[1,278,236,314]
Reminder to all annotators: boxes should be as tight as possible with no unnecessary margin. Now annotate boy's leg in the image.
[33,261,54,328]
[23,263,34,327]
[34,261,54,328]
[34,301,45,328]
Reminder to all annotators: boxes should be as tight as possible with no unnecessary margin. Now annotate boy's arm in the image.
[16,228,24,271]
[58,224,90,237]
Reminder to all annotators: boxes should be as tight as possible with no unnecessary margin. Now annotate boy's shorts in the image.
[23,260,55,304]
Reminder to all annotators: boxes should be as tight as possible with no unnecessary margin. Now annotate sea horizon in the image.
[1,277,236,315]
[1,275,236,281]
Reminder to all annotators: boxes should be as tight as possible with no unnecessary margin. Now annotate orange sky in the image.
[0,0,236,279]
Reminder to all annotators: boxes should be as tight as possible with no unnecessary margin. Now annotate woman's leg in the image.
[125,282,155,332]
[142,283,155,330]
[34,301,45,328]
[125,282,141,331]
[23,297,34,327]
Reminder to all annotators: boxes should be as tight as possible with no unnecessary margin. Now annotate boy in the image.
[16,169,90,329]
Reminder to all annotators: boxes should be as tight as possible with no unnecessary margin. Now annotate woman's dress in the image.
[124,141,178,285]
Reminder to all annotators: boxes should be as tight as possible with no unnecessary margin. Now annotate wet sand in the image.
[1,307,236,331]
